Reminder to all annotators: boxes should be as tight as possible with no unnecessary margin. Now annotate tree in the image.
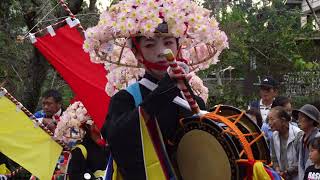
[0,0,99,112]
[201,0,318,108]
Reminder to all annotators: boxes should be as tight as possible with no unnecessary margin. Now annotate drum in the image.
[169,105,270,180]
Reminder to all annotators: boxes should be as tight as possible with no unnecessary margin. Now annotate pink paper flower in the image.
[83,0,229,97]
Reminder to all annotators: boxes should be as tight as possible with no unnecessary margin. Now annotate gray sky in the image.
[85,0,110,11]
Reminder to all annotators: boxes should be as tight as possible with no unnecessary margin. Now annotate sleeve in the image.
[34,110,44,118]
[194,95,206,110]
[105,74,181,179]
[140,74,182,116]
[270,136,279,169]
[248,100,257,110]
[67,148,87,180]
[286,132,303,177]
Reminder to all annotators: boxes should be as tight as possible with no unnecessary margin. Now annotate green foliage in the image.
[200,0,319,107]
[206,82,256,109]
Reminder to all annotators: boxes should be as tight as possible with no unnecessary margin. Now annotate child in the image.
[304,137,320,180]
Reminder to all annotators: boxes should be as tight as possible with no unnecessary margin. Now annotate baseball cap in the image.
[259,76,278,88]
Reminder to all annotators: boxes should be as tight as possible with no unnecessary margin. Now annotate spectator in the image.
[269,106,302,180]
[293,104,320,180]
[34,89,63,132]
[249,76,279,142]
[272,96,297,126]
[272,96,292,115]
[304,137,320,180]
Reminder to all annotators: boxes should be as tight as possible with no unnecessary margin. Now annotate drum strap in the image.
[126,82,170,180]
[105,82,169,180]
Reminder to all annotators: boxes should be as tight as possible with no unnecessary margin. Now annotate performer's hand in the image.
[42,118,56,132]
[279,171,286,178]
[167,61,191,80]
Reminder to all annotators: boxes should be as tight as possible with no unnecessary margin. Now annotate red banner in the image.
[34,25,109,129]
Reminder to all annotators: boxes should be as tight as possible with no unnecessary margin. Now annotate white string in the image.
[39,13,99,23]
[36,0,53,18]
[23,2,61,38]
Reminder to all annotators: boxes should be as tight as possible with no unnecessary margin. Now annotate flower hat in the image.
[54,101,93,147]
[83,0,228,102]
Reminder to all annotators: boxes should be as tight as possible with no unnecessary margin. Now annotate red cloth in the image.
[34,25,110,129]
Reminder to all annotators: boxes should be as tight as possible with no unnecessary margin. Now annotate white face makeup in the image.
[135,35,178,79]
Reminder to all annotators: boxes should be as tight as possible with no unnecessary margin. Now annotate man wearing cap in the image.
[293,104,320,180]
[249,76,279,141]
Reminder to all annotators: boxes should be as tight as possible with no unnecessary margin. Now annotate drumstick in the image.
[163,49,200,114]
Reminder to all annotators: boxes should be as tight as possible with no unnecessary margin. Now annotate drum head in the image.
[177,130,232,180]
[171,116,239,180]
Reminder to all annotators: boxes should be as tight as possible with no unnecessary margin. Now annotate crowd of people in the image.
[247,76,320,180]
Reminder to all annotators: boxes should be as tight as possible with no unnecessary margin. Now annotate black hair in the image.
[42,89,62,103]
[310,137,320,152]
[130,23,178,51]
[272,106,291,122]
[246,108,263,128]
[131,36,179,51]
[271,96,290,108]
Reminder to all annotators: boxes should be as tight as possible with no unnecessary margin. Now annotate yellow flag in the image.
[0,96,62,179]
[139,107,166,180]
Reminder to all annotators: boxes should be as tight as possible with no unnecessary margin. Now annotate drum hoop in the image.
[203,105,270,164]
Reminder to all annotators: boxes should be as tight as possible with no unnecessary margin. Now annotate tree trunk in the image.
[89,0,97,11]
[21,9,49,112]
[21,0,84,112]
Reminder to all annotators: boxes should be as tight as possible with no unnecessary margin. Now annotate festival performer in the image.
[83,0,228,178]
[54,101,109,180]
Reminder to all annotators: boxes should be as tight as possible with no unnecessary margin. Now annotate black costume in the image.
[67,134,109,180]
[103,73,206,179]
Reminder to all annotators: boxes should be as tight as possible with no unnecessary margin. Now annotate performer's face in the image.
[135,35,178,80]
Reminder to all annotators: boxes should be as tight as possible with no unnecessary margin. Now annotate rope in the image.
[58,0,85,33]
[39,13,99,23]
[24,18,66,39]
[23,2,61,38]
